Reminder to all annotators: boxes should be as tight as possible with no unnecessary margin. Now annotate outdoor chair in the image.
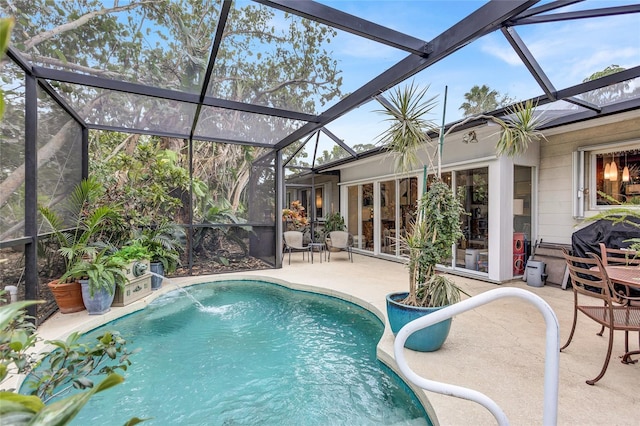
[597,242,640,331]
[599,242,640,267]
[561,248,640,385]
[326,231,353,262]
[283,231,310,265]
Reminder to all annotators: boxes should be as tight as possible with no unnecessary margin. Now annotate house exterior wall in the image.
[335,124,540,282]
[307,111,639,283]
[538,110,640,245]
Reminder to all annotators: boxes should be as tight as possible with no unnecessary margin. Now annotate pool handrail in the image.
[393,287,560,426]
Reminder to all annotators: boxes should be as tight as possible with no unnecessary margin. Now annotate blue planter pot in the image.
[150,262,164,290]
[80,279,115,315]
[386,292,452,352]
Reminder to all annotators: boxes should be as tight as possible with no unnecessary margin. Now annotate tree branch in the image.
[19,52,124,79]
[23,1,160,52]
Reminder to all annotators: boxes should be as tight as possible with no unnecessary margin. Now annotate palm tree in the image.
[459,84,516,117]
[374,81,439,173]
[459,84,500,116]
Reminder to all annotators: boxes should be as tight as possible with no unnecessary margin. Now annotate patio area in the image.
[35,253,638,425]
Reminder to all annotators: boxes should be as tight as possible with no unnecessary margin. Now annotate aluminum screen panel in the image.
[194,104,307,145]
[4,1,222,95]
[205,0,404,115]
[53,83,197,135]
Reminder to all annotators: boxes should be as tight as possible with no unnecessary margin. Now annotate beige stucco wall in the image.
[538,110,640,245]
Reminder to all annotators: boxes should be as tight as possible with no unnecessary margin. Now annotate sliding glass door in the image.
[347,177,417,256]
[455,167,489,272]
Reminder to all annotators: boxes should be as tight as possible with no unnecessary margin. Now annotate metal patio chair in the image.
[561,249,640,385]
[283,231,311,265]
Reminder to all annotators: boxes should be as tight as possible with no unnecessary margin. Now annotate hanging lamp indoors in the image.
[604,159,611,180]
[622,152,630,182]
[609,158,618,182]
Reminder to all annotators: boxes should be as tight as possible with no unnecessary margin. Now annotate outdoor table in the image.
[603,265,640,364]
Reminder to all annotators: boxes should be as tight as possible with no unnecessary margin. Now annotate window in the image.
[593,146,640,206]
[315,187,323,219]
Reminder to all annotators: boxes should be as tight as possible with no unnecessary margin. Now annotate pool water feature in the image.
[40,280,430,425]
[148,271,218,313]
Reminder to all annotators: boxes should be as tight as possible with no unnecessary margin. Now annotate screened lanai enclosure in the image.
[1,0,639,322]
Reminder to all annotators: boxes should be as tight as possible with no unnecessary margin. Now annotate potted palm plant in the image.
[60,250,129,315]
[377,82,546,351]
[38,177,120,314]
[385,180,468,350]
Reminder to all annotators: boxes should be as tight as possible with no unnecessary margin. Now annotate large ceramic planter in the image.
[47,279,85,314]
[80,279,115,315]
[386,292,452,352]
[150,262,164,290]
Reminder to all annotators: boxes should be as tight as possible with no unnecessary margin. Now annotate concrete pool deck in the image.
[31,253,638,425]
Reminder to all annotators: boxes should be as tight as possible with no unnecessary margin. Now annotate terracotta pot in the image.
[47,279,86,314]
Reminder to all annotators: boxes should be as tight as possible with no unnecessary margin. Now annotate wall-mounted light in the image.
[315,192,322,209]
[462,130,478,144]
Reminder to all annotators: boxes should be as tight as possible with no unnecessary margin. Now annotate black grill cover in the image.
[571,216,640,258]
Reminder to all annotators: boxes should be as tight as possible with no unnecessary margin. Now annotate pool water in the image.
[43,280,430,425]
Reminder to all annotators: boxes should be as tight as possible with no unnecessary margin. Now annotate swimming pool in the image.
[33,280,430,425]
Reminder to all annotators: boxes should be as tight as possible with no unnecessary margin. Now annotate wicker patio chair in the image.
[561,248,640,385]
[326,231,353,262]
[283,231,310,265]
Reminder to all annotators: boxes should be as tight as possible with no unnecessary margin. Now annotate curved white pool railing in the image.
[393,287,560,426]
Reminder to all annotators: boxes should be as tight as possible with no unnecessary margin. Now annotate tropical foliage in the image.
[400,181,467,307]
[376,82,467,308]
[492,99,549,156]
[0,0,344,230]
[377,82,547,307]
[191,200,252,266]
[90,133,193,228]
[60,250,129,297]
[375,81,439,173]
[130,222,185,274]
[0,295,141,425]
[582,65,637,105]
[282,200,309,230]
[323,212,346,233]
[38,177,124,278]
[0,16,13,119]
